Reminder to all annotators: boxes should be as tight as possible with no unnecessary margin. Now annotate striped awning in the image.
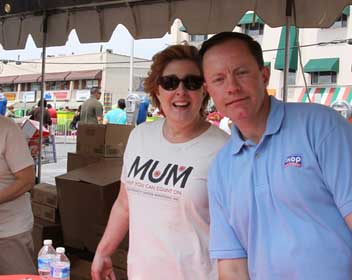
[239,13,264,25]
[296,87,352,106]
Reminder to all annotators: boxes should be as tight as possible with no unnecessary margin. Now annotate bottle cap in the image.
[56,247,65,254]
[43,240,52,245]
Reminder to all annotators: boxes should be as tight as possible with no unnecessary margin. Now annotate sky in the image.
[0,24,171,61]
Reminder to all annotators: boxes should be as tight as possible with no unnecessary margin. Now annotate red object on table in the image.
[0,275,40,280]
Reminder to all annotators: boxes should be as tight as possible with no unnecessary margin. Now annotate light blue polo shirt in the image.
[208,96,352,280]
[104,108,127,125]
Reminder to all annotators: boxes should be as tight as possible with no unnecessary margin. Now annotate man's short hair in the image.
[118,98,126,110]
[47,104,52,109]
[199,32,264,69]
[90,87,101,95]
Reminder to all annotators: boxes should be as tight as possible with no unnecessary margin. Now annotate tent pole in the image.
[283,21,290,102]
[129,36,134,94]
[37,13,48,183]
[283,0,293,102]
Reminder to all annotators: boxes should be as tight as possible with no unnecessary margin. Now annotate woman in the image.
[91,45,229,280]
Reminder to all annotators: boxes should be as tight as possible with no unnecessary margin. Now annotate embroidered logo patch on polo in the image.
[284,155,302,168]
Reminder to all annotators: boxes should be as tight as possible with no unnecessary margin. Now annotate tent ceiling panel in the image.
[0,0,351,49]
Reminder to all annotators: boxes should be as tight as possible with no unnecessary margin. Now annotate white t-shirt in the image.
[0,116,34,238]
[121,119,229,280]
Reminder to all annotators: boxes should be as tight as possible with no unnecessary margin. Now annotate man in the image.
[29,99,52,128]
[200,32,352,279]
[80,87,103,124]
[0,91,7,116]
[103,98,127,125]
[0,115,36,274]
[136,94,149,125]
[47,104,57,125]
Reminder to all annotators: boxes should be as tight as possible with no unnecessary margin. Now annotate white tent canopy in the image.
[0,0,351,49]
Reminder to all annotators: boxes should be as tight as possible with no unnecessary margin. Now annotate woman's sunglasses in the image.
[157,75,204,91]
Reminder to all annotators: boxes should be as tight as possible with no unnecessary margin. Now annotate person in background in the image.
[29,99,52,129]
[0,90,7,116]
[136,95,149,125]
[103,99,127,125]
[218,116,232,135]
[0,115,36,274]
[6,105,16,118]
[201,31,352,279]
[80,87,103,124]
[206,106,223,127]
[47,104,57,125]
[91,44,229,280]
[70,105,81,130]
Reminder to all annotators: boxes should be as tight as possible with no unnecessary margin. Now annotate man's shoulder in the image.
[84,97,102,109]
[285,102,344,126]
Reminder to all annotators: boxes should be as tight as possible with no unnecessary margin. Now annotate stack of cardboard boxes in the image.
[56,124,133,280]
[31,183,63,255]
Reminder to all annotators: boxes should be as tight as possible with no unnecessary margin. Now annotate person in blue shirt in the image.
[103,98,127,125]
[136,95,149,125]
[0,92,7,116]
[200,31,352,280]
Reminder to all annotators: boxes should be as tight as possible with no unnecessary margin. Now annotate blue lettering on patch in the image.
[284,155,302,168]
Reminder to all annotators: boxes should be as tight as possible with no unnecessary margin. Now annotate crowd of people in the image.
[1,31,352,279]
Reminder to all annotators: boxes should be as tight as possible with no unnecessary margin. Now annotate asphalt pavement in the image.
[39,140,76,185]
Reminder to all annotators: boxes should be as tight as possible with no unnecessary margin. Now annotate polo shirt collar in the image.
[265,96,284,136]
[230,96,285,155]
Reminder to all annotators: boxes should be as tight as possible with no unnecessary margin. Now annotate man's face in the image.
[96,92,102,100]
[203,39,270,124]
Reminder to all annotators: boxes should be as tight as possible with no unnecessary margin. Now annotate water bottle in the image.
[50,247,70,280]
[38,239,56,280]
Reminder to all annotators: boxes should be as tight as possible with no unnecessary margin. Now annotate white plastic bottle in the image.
[50,247,70,280]
[38,239,56,280]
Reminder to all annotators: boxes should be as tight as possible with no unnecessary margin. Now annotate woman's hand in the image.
[91,253,116,280]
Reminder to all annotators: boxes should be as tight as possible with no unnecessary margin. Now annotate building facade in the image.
[0,51,151,111]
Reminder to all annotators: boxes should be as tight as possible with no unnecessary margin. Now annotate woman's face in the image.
[157,59,205,125]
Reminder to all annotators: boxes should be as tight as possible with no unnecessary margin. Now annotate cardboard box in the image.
[84,223,129,253]
[70,258,127,280]
[32,201,60,223]
[32,183,58,208]
[67,152,104,172]
[32,218,63,256]
[70,258,91,280]
[21,119,50,139]
[76,124,133,157]
[55,158,122,249]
